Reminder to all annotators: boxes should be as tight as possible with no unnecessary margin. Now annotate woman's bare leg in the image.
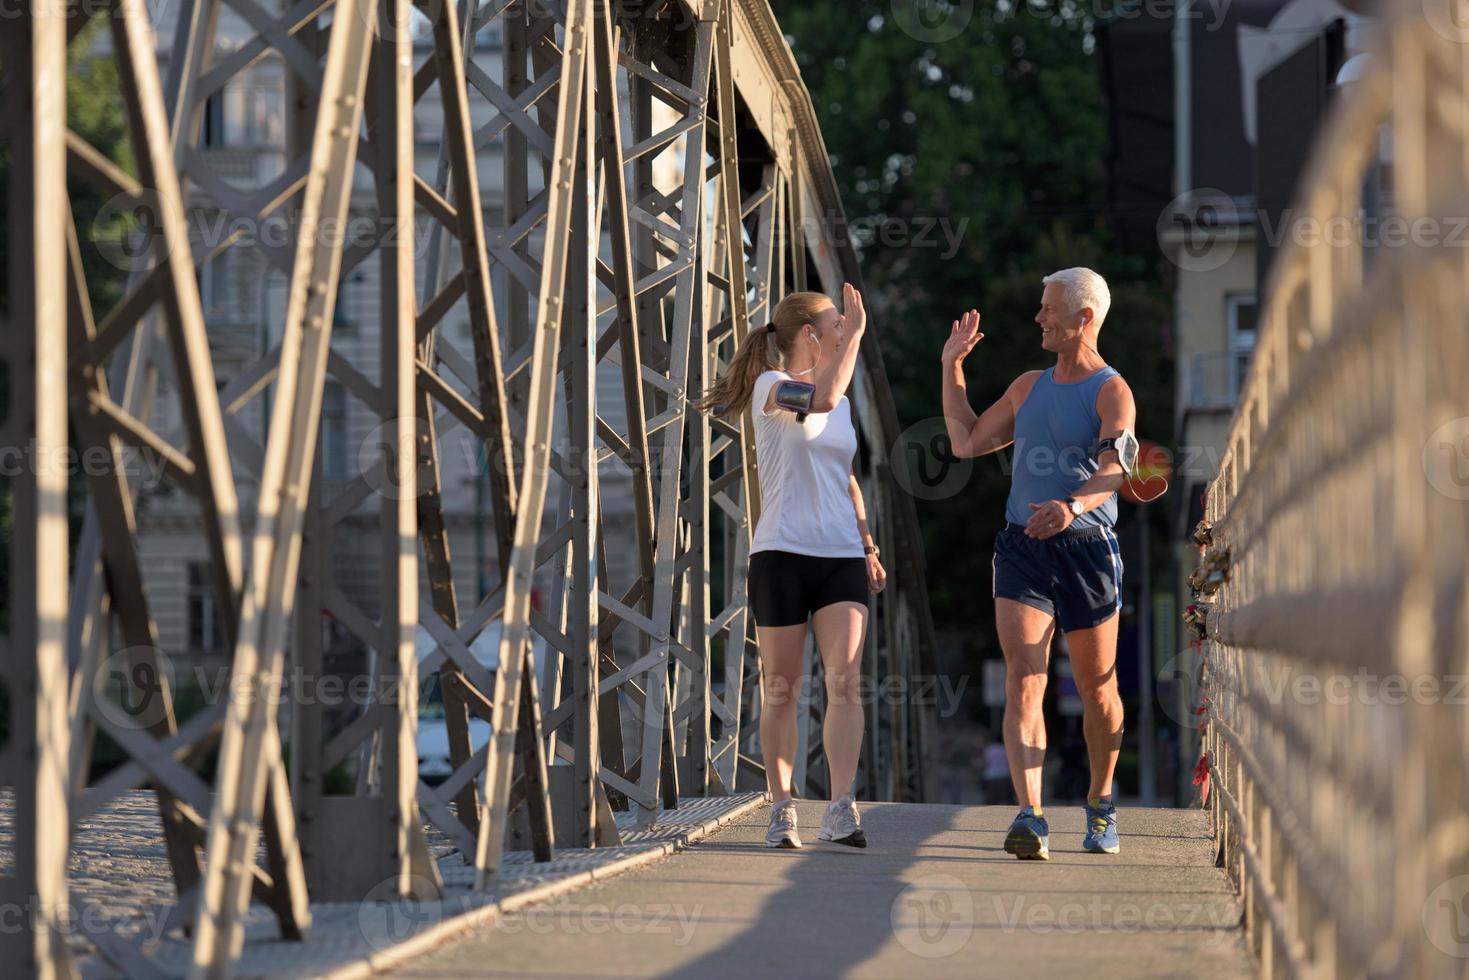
[811,601,868,799]
[756,622,809,802]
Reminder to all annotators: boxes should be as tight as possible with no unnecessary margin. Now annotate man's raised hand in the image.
[941,309,984,366]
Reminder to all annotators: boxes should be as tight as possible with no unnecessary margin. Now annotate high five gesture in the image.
[808,282,868,412]
[842,281,867,336]
[941,308,984,366]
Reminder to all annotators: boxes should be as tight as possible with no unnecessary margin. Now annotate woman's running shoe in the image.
[766,799,801,848]
[816,794,866,848]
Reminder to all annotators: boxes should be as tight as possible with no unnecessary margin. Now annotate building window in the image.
[321,381,348,480]
[187,563,226,654]
[333,273,361,334]
[227,84,284,147]
[199,250,229,319]
[202,92,226,148]
[1226,294,1257,401]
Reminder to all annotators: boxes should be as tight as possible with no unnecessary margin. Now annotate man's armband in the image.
[1095,429,1140,474]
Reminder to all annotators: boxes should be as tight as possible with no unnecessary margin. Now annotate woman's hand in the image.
[842,282,867,336]
[941,309,984,366]
[866,554,887,594]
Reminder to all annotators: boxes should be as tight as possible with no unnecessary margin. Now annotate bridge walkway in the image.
[391,802,1252,978]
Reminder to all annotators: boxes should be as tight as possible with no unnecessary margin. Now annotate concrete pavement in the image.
[390,802,1253,979]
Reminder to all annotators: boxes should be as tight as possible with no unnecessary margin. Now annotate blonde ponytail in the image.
[695,291,832,417]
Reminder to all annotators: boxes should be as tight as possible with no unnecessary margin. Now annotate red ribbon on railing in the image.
[1192,751,1211,805]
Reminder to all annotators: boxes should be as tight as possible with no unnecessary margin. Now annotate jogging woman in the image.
[696,283,886,849]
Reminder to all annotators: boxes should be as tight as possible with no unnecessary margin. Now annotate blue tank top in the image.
[1004,366,1120,529]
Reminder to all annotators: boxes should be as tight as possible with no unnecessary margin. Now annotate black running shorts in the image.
[748,549,869,628]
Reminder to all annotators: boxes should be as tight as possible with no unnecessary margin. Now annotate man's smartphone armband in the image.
[772,379,816,420]
[1096,429,1140,474]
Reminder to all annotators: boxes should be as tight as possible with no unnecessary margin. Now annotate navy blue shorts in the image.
[991,522,1123,632]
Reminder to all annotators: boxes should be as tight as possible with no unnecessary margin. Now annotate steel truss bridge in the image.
[2,0,939,975]
[9,0,1469,976]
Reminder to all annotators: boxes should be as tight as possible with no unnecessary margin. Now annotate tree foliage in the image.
[771,0,1173,646]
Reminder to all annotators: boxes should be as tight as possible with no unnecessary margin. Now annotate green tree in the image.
[772,0,1173,654]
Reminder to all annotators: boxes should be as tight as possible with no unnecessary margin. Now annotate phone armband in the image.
[1096,429,1140,474]
[772,379,816,415]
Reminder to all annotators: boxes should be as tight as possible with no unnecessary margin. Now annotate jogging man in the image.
[939,267,1132,860]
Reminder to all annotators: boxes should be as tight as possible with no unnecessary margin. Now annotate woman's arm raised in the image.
[810,283,867,413]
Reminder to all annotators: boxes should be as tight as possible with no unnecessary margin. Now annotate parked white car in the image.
[414,622,545,785]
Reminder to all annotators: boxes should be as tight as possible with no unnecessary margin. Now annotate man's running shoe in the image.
[766,799,801,848]
[816,794,867,848]
[1003,809,1050,860]
[1083,798,1120,854]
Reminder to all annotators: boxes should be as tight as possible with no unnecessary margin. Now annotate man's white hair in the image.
[1042,267,1111,328]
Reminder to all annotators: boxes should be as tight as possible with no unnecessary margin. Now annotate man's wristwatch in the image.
[1065,496,1085,518]
[864,544,880,557]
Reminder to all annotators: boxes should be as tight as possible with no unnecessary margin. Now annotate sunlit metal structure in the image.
[0,0,939,975]
[1195,0,1469,976]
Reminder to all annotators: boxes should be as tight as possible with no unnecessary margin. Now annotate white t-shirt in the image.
[748,370,866,559]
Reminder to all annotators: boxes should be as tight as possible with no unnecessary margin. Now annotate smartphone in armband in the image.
[1096,429,1140,474]
[772,379,816,422]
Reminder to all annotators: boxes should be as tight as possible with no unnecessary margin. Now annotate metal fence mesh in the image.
[1196,2,1469,976]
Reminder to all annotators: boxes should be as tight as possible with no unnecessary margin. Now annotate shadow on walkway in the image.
[656,801,968,980]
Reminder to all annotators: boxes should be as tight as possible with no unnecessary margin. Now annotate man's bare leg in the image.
[996,597,1054,807]
[1068,610,1124,854]
[1066,610,1124,800]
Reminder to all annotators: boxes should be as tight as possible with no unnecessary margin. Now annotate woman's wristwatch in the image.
[864,544,880,557]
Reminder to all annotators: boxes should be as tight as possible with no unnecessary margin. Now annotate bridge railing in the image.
[1195,1,1469,976]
